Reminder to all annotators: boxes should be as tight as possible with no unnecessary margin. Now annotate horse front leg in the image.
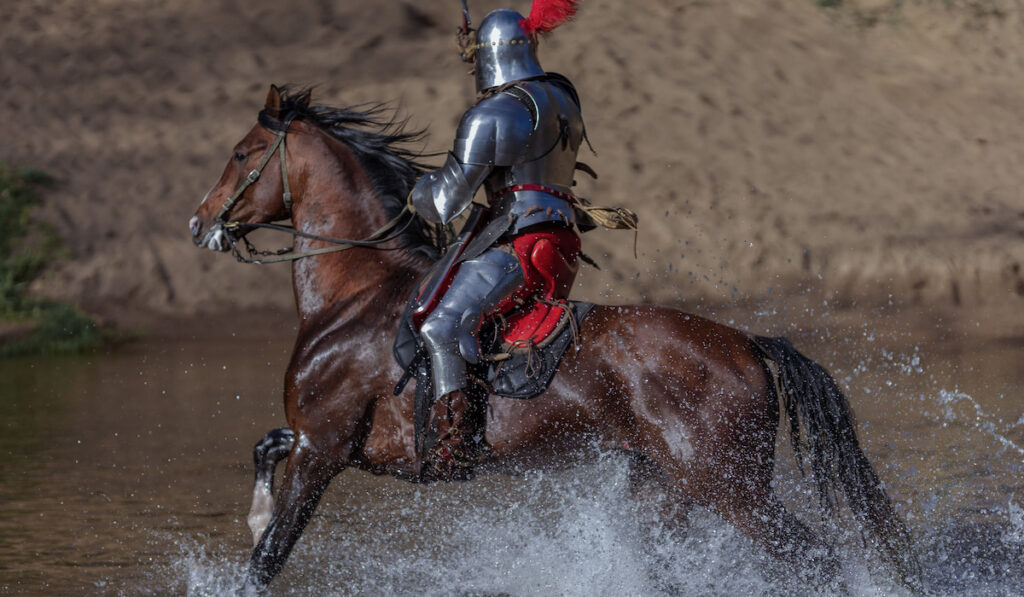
[242,433,343,595]
[247,427,295,546]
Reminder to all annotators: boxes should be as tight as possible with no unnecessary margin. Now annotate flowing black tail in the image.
[754,335,921,589]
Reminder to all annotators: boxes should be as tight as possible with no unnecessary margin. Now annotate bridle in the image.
[216,112,296,224]
[214,110,417,265]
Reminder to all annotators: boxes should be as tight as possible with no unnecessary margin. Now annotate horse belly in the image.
[483,383,628,468]
[360,395,418,472]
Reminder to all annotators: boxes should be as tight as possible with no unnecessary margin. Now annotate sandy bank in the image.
[1,0,1021,331]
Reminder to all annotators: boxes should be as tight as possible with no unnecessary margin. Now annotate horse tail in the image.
[753,335,920,587]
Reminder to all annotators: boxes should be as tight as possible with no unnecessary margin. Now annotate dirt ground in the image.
[2,0,1022,337]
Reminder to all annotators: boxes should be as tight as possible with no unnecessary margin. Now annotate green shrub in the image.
[0,163,107,355]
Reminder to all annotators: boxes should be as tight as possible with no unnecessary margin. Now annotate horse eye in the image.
[233,151,247,162]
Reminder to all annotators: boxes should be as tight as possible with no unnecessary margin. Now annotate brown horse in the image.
[189,86,918,594]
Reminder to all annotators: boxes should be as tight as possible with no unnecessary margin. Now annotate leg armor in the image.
[420,247,524,400]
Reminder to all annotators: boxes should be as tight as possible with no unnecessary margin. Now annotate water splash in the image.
[166,537,247,597]
[934,390,1024,460]
[164,451,1024,597]
[160,344,1024,596]
[166,456,928,597]
[838,346,1024,597]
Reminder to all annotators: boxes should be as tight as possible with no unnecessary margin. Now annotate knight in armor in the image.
[410,1,589,479]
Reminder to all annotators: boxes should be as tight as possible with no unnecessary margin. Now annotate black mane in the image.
[275,85,439,259]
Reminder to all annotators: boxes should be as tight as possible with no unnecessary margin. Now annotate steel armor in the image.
[473,9,545,92]
[414,8,585,400]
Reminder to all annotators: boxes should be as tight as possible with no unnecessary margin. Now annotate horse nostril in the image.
[189,215,202,237]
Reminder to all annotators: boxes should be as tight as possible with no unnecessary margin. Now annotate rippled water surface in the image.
[1,314,1022,596]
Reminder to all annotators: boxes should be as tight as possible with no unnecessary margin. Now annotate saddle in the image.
[392,226,594,401]
[392,224,595,468]
[478,300,594,397]
[394,294,593,468]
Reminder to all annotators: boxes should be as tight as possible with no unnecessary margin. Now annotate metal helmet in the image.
[472,9,545,92]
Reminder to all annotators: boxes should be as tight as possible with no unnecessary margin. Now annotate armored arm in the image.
[411,153,490,225]
[411,93,534,225]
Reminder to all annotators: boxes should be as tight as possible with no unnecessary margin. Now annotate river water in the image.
[0,309,1022,596]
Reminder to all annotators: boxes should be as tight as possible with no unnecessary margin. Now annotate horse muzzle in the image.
[190,216,231,252]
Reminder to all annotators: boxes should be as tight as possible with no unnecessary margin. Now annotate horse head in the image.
[189,84,311,252]
[190,85,436,270]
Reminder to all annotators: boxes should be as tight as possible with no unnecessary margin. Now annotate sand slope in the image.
[2,0,1022,329]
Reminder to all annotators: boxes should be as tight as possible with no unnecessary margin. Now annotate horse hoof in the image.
[239,577,267,597]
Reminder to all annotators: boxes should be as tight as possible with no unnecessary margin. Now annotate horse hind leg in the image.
[247,427,295,547]
[698,416,843,587]
[628,453,697,594]
[645,419,843,588]
[715,491,844,592]
[628,452,694,534]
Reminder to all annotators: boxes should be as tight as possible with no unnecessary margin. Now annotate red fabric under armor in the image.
[495,225,581,346]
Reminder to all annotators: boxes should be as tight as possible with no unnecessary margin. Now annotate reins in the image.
[224,204,416,264]
[216,111,419,265]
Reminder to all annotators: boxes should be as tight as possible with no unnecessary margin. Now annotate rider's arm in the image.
[410,154,490,225]
[411,93,533,225]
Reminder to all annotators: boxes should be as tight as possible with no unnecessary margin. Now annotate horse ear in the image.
[294,88,312,108]
[265,84,282,117]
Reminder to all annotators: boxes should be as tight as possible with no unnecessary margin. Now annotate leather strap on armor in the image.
[490,184,578,205]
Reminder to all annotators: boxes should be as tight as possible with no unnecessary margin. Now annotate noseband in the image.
[213,110,420,265]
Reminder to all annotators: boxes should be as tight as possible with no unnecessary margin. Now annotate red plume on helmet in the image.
[520,0,582,36]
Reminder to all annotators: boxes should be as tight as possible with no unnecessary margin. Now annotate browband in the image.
[258,109,294,132]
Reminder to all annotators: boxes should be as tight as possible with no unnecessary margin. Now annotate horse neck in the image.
[287,129,427,330]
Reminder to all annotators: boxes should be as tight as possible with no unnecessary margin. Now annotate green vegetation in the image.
[0,163,106,355]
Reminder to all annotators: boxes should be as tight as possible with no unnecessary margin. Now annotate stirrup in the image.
[426,441,475,482]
